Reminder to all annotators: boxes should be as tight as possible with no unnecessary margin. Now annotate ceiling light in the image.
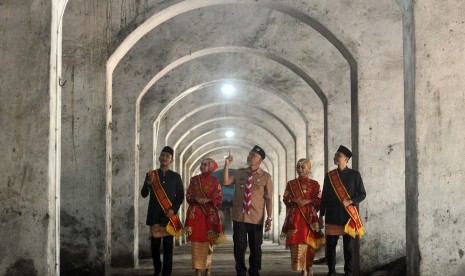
[221,83,236,96]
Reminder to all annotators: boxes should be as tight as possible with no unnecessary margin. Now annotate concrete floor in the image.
[111,236,344,276]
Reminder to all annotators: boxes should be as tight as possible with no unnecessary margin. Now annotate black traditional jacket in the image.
[320,167,366,225]
[141,169,184,226]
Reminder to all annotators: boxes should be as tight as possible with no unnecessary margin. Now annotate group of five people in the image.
[141,144,366,276]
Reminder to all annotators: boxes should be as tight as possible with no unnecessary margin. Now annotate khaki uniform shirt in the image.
[231,167,273,224]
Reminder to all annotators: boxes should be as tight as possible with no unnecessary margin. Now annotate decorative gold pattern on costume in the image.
[191,242,212,270]
[185,170,224,271]
[150,224,170,238]
[281,178,325,250]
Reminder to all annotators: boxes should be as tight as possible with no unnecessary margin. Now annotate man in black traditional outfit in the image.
[319,145,366,276]
[141,146,184,276]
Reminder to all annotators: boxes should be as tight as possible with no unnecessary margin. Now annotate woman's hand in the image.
[319,215,324,229]
[292,198,310,206]
[195,197,210,204]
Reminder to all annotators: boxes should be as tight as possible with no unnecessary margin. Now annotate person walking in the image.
[223,145,273,276]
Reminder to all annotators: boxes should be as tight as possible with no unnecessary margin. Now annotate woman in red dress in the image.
[185,158,225,276]
[281,158,325,276]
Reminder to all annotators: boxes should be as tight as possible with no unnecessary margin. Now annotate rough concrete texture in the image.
[355,3,406,270]
[5,0,465,275]
[0,1,52,275]
[107,1,404,272]
[414,1,465,275]
[60,1,109,274]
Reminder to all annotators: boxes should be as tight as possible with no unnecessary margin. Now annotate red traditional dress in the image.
[281,177,325,271]
[185,161,225,271]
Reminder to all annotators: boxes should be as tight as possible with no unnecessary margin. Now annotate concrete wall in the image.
[60,1,109,274]
[11,0,465,275]
[60,0,406,272]
[414,1,465,275]
[107,1,405,270]
[0,1,52,275]
[281,1,406,271]
[354,1,406,270]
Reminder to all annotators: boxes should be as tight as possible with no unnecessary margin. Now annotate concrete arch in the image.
[175,120,288,239]
[153,78,308,125]
[186,144,276,179]
[132,49,328,244]
[132,47,334,269]
[135,46,327,111]
[107,0,355,82]
[145,77,324,179]
[181,131,283,167]
[164,101,298,148]
[107,0,357,182]
[145,78,315,173]
[177,126,284,173]
[133,47,327,171]
[48,1,413,276]
[152,78,309,148]
[170,116,293,170]
[172,116,292,184]
[106,1,355,272]
[53,1,359,273]
[164,106,296,163]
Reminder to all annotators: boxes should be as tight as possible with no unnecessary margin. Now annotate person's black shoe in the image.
[314,257,326,264]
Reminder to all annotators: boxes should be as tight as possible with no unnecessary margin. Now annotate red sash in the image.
[149,170,183,238]
[328,169,365,238]
[289,179,325,249]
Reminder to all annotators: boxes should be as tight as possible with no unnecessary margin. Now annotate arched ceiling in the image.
[109,1,355,196]
[56,0,406,270]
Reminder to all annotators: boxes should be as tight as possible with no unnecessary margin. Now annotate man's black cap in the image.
[161,146,174,157]
[251,145,266,160]
[337,145,352,159]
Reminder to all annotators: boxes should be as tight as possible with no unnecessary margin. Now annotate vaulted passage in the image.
[2,1,465,276]
[100,2,369,272]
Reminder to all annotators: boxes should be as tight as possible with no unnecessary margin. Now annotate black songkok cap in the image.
[337,145,352,159]
[161,146,174,157]
[251,145,266,160]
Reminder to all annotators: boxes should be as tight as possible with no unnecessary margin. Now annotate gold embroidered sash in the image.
[149,170,183,238]
[328,169,365,238]
[197,176,209,215]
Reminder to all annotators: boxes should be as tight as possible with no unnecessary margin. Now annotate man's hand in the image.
[265,218,272,232]
[223,151,234,186]
[224,153,233,167]
[343,199,353,207]
[165,208,174,218]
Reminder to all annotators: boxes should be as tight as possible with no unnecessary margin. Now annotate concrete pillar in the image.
[60,1,109,274]
[0,1,55,275]
[413,0,465,275]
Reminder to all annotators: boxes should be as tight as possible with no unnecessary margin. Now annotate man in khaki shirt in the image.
[223,145,273,276]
